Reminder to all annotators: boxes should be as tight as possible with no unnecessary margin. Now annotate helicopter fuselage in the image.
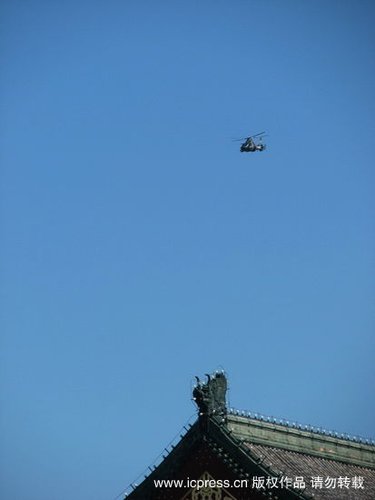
[240,142,265,153]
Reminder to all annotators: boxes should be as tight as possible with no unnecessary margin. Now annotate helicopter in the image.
[233,132,266,153]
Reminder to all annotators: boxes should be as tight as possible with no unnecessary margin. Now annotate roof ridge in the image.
[227,408,375,447]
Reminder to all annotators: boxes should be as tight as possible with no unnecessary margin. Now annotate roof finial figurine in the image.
[193,371,227,422]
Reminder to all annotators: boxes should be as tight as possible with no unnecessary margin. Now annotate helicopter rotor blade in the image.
[232,132,267,142]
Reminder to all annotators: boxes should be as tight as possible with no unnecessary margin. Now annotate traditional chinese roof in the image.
[227,412,375,498]
[124,372,375,499]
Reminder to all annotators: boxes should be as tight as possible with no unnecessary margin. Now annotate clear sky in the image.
[1,1,374,499]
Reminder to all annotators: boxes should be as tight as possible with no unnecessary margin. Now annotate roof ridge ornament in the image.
[193,371,227,420]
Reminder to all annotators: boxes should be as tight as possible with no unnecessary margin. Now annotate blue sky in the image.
[1,1,374,499]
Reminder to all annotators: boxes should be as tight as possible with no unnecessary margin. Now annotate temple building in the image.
[124,372,375,499]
